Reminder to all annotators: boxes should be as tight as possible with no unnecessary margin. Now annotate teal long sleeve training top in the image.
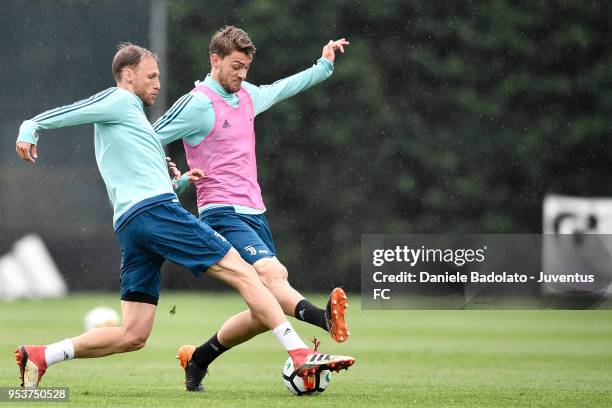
[17,87,177,227]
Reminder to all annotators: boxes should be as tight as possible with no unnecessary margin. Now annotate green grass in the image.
[1,293,611,407]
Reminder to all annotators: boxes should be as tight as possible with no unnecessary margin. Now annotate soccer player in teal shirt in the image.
[14,43,354,391]
[156,27,353,390]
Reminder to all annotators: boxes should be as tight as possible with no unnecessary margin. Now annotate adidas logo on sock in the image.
[222,120,231,128]
[283,328,292,336]
[63,351,69,360]
[298,309,305,320]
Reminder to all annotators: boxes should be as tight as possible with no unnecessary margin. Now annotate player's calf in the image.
[118,331,148,352]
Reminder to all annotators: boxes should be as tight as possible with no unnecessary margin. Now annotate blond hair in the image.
[112,43,157,81]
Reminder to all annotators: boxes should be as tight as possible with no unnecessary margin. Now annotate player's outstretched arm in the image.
[247,37,350,116]
[15,88,125,164]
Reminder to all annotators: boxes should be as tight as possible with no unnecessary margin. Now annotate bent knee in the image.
[255,259,289,288]
[121,331,148,352]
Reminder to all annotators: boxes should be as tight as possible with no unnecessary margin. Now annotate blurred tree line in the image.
[163,0,611,290]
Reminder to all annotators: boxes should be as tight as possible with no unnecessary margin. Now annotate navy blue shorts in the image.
[200,207,276,265]
[116,200,231,304]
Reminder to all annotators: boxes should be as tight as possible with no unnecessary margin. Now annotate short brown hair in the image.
[209,26,256,58]
[112,43,157,81]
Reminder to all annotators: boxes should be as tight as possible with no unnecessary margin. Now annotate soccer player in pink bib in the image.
[155,27,353,391]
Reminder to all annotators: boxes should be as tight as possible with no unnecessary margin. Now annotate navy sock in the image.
[192,333,229,369]
[294,299,328,331]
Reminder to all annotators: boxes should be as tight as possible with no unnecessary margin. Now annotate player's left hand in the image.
[322,38,349,62]
[172,168,204,190]
[184,168,204,183]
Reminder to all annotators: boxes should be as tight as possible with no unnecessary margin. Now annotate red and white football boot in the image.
[15,345,47,388]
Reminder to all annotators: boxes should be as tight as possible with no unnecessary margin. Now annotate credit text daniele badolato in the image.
[369,246,594,300]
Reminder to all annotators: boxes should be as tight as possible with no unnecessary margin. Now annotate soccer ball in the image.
[84,306,121,331]
[282,357,331,396]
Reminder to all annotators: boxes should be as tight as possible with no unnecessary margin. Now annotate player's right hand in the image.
[16,142,37,164]
[166,156,181,179]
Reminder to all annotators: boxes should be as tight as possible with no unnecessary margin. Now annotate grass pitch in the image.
[1,292,611,407]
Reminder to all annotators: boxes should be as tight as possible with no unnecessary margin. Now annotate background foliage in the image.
[163,1,611,289]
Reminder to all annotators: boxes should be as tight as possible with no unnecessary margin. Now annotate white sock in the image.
[272,321,307,351]
[45,338,75,367]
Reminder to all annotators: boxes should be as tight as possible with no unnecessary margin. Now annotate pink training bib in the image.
[184,85,265,210]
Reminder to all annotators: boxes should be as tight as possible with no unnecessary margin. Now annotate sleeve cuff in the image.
[17,120,40,145]
[174,174,190,195]
[319,57,334,68]
[318,57,334,77]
